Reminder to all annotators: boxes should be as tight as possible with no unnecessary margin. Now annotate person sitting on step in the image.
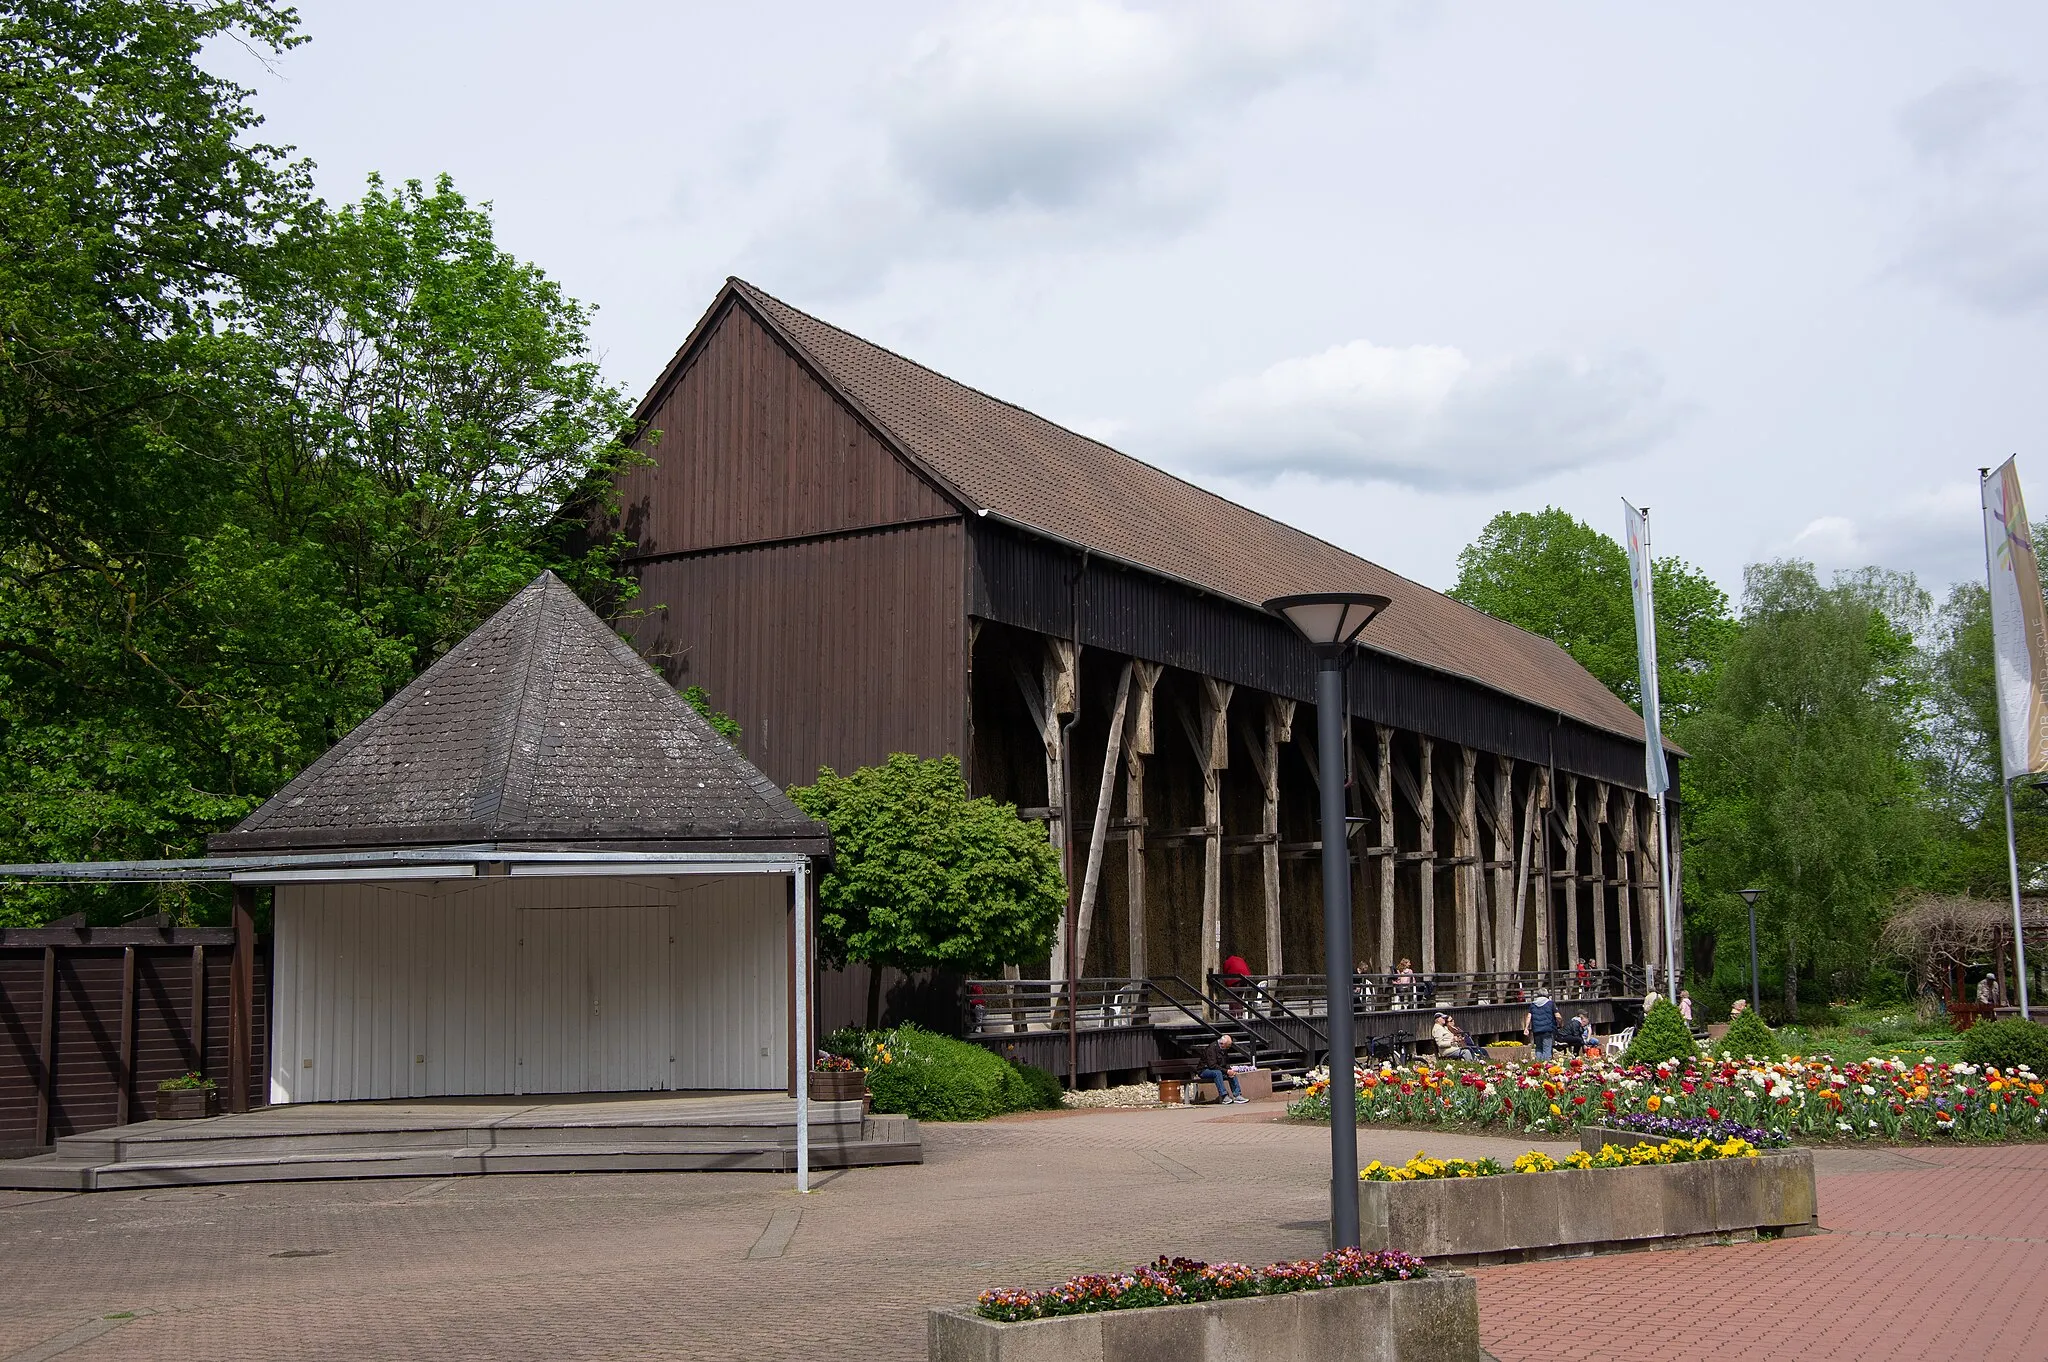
[1196,1033,1247,1103]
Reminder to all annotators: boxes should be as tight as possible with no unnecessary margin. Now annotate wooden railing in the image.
[966,965,1661,1038]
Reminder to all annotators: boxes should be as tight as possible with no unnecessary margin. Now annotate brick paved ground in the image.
[0,1102,2040,1361]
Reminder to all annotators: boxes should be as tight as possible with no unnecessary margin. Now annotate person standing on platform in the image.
[1525,991,1558,1061]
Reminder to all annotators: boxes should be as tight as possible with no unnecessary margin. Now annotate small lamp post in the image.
[1736,888,1763,1013]
[1265,590,1391,1251]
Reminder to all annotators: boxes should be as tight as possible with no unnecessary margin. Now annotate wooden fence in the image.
[0,924,268,1155]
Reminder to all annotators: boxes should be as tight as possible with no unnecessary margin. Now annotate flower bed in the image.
[974,1248,1426,1321]
[931,1253,1479,1362]
[1361,1135,1759,1182]
[1352,1143,1817,1264]
[1287,1054,2047,1142]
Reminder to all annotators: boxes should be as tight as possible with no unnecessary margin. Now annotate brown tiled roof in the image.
[719,279,1651,744]
[211,572,828,853]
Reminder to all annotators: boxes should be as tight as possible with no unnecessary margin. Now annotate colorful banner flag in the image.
[1982,457,2048,780]
[1622,500,1669,796]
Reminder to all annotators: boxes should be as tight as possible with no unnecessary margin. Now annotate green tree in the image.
[1677,562,1932,1017]
[1449,507,1735,718]
[0,5,635,923]
[789,754,1064,1028]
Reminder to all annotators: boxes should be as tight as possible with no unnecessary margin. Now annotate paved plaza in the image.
[2,1101,2042,1362]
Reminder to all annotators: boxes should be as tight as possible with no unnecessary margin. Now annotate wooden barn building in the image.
[615,280,1680,1051]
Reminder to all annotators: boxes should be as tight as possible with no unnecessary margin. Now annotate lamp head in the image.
[1736,888,1763,906]
[1264,592,1392,654]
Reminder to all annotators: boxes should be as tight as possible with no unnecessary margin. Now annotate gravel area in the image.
[1061,1083,1169,1109]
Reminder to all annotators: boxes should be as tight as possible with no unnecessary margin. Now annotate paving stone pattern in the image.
[0,1102,2039,1361]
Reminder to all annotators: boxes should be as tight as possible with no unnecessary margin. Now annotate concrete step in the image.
[80,1122,868,1163]
[2,1118,923,1191]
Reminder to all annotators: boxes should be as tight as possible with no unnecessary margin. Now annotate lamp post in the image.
[1737,888,1762,1013]
[1266,590,1391,1251]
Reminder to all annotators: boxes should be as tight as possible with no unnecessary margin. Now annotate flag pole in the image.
[1983,464,2034,1021]
[1646,503,1679,1003]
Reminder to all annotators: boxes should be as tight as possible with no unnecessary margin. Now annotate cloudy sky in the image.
[217,1,2048,604]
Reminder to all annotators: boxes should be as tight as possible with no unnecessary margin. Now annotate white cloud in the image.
[1786,481,1981,587]
[1895,73,2048,315]
[1163,338,1681,491]
[732,0,1362,294]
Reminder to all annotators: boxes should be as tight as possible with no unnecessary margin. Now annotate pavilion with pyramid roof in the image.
[0,574,858,1186]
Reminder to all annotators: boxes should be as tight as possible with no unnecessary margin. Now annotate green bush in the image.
[1957,1018,2048,1075]
[1623,998,1700,1068]
[1712,1007,1783,1060]
[825,1023,1057,1122]
[1006,1063,1066,1111]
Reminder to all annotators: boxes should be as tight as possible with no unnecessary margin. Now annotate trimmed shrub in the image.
[1007,1063,1066,1111]
[1623,998,1699,1068]
[825,1023,1060,1121]
[1712,1007,1783,1060]
[1957,1018,2048,1075]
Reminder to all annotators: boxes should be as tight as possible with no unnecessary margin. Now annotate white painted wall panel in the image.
[270,873,790,1103]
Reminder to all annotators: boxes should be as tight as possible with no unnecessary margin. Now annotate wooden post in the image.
[190,944,206,1075]
[1510,775,1537,975]
[1418,737,1436,973]
[1124,662,1160,980]
[230,885,256,1114]
[1375,725,1396,972]
[36,946,56,1147]
[1616,788,1636,974]
[1561,774,1581,974]
[1074,663,1133,971]
[115,945,136,1126]
[1195,677,1234,984]
[1456,747,1479,975]
[1641,795,1664,988]
[1255,696,1295,975]
[1534,770,1553,973]
[1017,639,1079,980]
[1590,781,1609,975]
[1493,755,1516,973]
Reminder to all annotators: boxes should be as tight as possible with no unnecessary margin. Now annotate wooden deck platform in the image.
[0,1091,921,1191]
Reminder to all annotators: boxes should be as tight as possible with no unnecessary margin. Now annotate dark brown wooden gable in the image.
[617,300,957,559]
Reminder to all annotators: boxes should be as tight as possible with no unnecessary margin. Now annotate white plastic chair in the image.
[1604,1026,1634,1057]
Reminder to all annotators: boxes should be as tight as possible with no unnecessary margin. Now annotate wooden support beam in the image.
[1640,793,1664,982]
[1561,773,1581,971]
[1509,773,1537,974]
[190,944,206,1077]
[115,945,136,1126]
[1260,697,1293,974]
[229,885,255,1114]
[1376,725,1396,971]
[1456,746,1480,975]
[35,946,55,1148]
[1418,736,1437,972]
[1190,677,1234,983]
[1590,780,1609,973]
[1493,755,1516,972]
[1534,768,1553,972]
[1025,638,1078,981]
[1616,787,1636,971]
[1073,662,1133,973]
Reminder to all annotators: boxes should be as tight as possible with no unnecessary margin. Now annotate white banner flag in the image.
[1623,500,1669,796]
[1983,457,2048,780]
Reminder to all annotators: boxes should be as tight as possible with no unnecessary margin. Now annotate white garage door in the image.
[270,875,789,1103]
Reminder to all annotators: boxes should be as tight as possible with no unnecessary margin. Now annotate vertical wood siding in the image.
[625,520,967,791]
[271,875,788,1103]
[617,301,954,559]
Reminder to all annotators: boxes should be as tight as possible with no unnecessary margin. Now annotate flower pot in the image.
[1158,1079,1182,1105]
[808,1070,867,1104]
[155,1086,220,1120]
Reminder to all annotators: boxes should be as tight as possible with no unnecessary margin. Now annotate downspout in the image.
[1064,549,1088,1091]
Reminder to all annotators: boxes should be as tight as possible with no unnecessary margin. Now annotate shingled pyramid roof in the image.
[210,573,828,854]
[654,279,1653,747]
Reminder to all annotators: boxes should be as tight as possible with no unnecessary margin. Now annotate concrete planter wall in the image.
[1353,1149,1818,1265]
[928,1273,1477,1362]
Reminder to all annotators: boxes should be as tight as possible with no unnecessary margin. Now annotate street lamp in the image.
[1266,590,1391,1251]
[1736,889,1763,1013]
